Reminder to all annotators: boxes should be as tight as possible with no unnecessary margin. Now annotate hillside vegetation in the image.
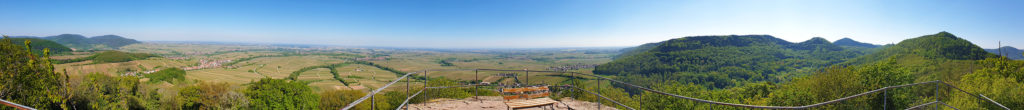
[8,38,72,55]
[0,36,74,109]
[144,68,186,83]
[589,32,1022,109]
[58,50,161,64]
[595,35,871,88]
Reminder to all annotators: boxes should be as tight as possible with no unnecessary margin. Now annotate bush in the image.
[244,78,319,109]
[320,90,367,110]
[0,36,72,109]
[70,73,143,109]
[144,68,186,83]
[90,51,160,63]
[179,82,248,109]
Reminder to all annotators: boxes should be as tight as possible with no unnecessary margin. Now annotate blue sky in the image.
[2,0,1022,48]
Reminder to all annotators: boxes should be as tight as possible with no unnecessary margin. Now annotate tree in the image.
[244,78,319,109]
[144,68,186,83]
[319,90,366,110]
[70,73,143,109]
[179,82,248,110]
[0,36,72,109]
[948,58,1024,109]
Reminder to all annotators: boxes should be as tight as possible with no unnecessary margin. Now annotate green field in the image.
[48,42,618,109]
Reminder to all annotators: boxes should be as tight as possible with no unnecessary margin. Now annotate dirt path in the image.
[406,96,617,110]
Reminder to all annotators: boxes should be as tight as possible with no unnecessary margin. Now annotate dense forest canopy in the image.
[594,35,870,88]
[8,38,72,55]
[590,32,1022,109]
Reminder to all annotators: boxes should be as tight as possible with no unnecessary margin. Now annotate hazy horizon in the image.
[3,0,1023,48]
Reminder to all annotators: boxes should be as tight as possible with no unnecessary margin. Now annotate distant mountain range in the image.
[833,37,880,48]
[12,34,140,50]
[985,46,1024,60]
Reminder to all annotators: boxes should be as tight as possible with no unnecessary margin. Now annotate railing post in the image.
[475,69,479,101]
[597,78,601,110]
[371,68,376,110]
[405,73,410,110]
[374,93,378,110]
[570,72,575,99]
[424,70,429,103]
[934,83,939,110]
[525,69,529,86]
[640,92,643,110]
[883,89,887,110]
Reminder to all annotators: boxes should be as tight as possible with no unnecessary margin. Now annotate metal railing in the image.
[0,99,35,110]
[341,69,1011,110]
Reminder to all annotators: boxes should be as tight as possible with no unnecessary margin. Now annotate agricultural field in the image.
[368,49,617,85]
[55,58,191,77]
[50,42,618,96]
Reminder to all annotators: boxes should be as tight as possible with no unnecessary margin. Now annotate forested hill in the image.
[841,32,998,65]
[833,38,879,48]
[595,32,1022,109]
[594,35,870,88]
[890,32,995,60]
[788,37,842,51]
[89,35,141,48]
[985,46,1024,60]
[613,41,662,59]
[767,32,1019,109]
[6,37,72,55]
[15,34,141,50]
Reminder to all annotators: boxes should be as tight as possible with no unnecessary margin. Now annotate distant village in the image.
[182,59,233,70]
[547,63,598,71]
[121,58,232,76]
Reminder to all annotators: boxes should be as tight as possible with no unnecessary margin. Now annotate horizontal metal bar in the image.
[424,83,489,89]
[800,80,941,108]
[568,85,635,110]
[980,94,1010,110]
[903,101,959,110]
[342,71,420,110]
[904,101,940,110]
[396,89,425,110]
[0,99,35,110]
[938,101,960,110]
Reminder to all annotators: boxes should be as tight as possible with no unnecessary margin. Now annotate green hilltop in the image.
[7,37,72,55]
[833,37,880,48]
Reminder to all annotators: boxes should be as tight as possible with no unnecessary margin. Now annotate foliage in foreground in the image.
[179,82,248,109]
[0,36,73,109]
[244,78,319,109]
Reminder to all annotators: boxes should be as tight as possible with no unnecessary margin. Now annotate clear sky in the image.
[2,0,1022,48]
